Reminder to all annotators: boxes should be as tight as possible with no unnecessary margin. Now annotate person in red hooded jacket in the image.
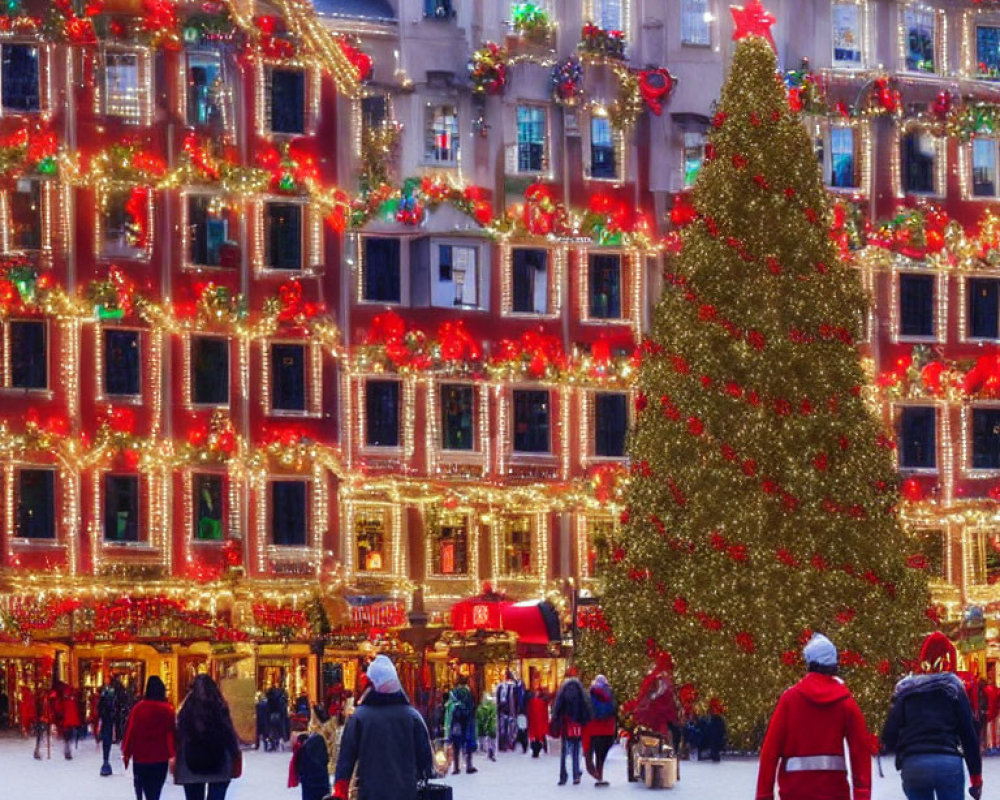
[756,633,871,800]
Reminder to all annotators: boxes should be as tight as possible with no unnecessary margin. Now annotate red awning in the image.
[449,597,560,645]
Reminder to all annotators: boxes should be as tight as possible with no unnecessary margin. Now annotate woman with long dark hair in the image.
[174,674,242,800]
[121,676,175,800]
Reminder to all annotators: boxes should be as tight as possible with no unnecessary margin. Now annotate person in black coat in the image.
[882,632,984,800]
[550,671,592,786]
[97,682,118,776]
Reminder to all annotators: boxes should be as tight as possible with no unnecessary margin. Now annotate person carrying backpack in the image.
[584,675,617,787]
[446,674,477,775]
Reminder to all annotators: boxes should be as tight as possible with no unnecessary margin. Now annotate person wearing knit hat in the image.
[332,655,436,800]
[882,633,983,800]
[756,633,871,800]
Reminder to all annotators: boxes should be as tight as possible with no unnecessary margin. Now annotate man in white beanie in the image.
[755,633,871,800]
[333,655,436,800]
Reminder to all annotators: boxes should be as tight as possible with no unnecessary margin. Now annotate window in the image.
[501,516,532,576]
[271,480,306,546]
[511,248,548,314]
[191,336,229,405]
[355,509,387,571]
[366,380,400,447]
[104,51,141,121]
[589,253,622,319]
[974,408,1000,469]
[10,320,45,389]
[914,528,946,582]
[831,2,863,67]
[898,406,936,469]
[101,187,149,259]
[585,516,616,578]
[363,237,401,303]
[827,127,858,189]
[513,390,549,453]
[16,469,53,539]
[104,474,139,543]
[433,519,468,575]
[435,244,479,308]
[978,25,1000,79]
[104,329,140,397]
[1,44,39,112]
[268,68,305,134]
[442,384,474,450]
[594,392,628,457]
[903,6,936,72]
[426,105,458,164]
[361,95,388,132]
[902,132,937,195]
[192,473,224,541]
[681,0,710,45]
[424,0,454,18]
[188,195,237,267]
[683,131,705,188]
[973,138,998,197]
[264,203,302,270]
[517,106,546,173]
[970,278,1000,339]
[185,51,226,127]
[271,343,306,412]
[590,117,616,179]
[899,273,934,338]
[593,0,624,32]
[9,178,41,251]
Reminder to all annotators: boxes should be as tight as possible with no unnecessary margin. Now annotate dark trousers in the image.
[182,781,231,800]
[100,724,113,765]
[451,736,473,772]
[133,761,169,800]
[301,783,329,800]
[588,735,614,781]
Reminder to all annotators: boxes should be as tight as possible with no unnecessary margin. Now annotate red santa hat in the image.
[919,631,957,674]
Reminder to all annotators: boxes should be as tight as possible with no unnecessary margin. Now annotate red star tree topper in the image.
[731,0,776,51]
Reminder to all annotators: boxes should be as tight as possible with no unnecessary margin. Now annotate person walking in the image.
[121,676,176,800]
[291,725,330,800]
[31,683,50,759]
[476,691,497,762]
[551,669,592,786]
[446,673,477,774]
[526,681,550,757]
[51,678,81,759]
[332,654,436,800]
[98,680,118,776]
[583,675,616,787]
[881,632,983,800]
[174,674,242,800]
[755,633,871,800]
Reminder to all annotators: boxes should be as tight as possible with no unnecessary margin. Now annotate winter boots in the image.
[100,762,112,776]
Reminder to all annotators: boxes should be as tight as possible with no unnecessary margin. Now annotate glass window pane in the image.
[16,469,53,539]
[2,44,38,112]
[104,329,141,396]
[591,117,616,179]
[105,52,140,120]
[265,203,302,270]
[269,68,305,134]
[513,390,549,453]
[193,473,224,541]
[973,408,1000,469]
[899,274,934,337]
[502,516,532,576]
[517,106,545,173]
[355,510,387,571]
[596,0,623,31]
[271,343,306,412]
[364,237,401,302]
[594,393,627,457]
[10,320,45,389]
[191,337,229,405]
[589,253,622,319]
[832,3,862,66]
[366,380,400,447]
[683,131,705,187]
[978,26,1000,79]
[442,384,474,450]
[899,406,936,469]
[104,475,139,542]
[10,178,41,250]
[186,51,225,127]
[829,127,856,188]
[904,8,935,72]
[511,248,548,313]
[426,105,458,163]
[974,139,997,197]
[681,0,710,45]
[970,278,1000,339]
[902,133,936,194]
[271,481,306,545]
[434,519,468,575]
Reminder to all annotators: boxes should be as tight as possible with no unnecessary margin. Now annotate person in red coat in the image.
[756,633,871,800]
[121,676,176,800]
[19,682,35,738]
[525,681,550,758]
[49,679,81,760]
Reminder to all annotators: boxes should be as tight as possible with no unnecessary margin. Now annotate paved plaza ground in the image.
[2,732,998,799]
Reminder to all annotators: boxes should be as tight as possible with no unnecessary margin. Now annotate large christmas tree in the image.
[579,33,929,746]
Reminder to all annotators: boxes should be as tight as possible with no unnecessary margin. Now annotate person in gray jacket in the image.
[332,655,436,800]
[174,675,242,800]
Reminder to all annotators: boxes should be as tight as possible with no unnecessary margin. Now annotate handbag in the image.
[547,717,562,738]
[565,722,582,739]
[416,781,453,800]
